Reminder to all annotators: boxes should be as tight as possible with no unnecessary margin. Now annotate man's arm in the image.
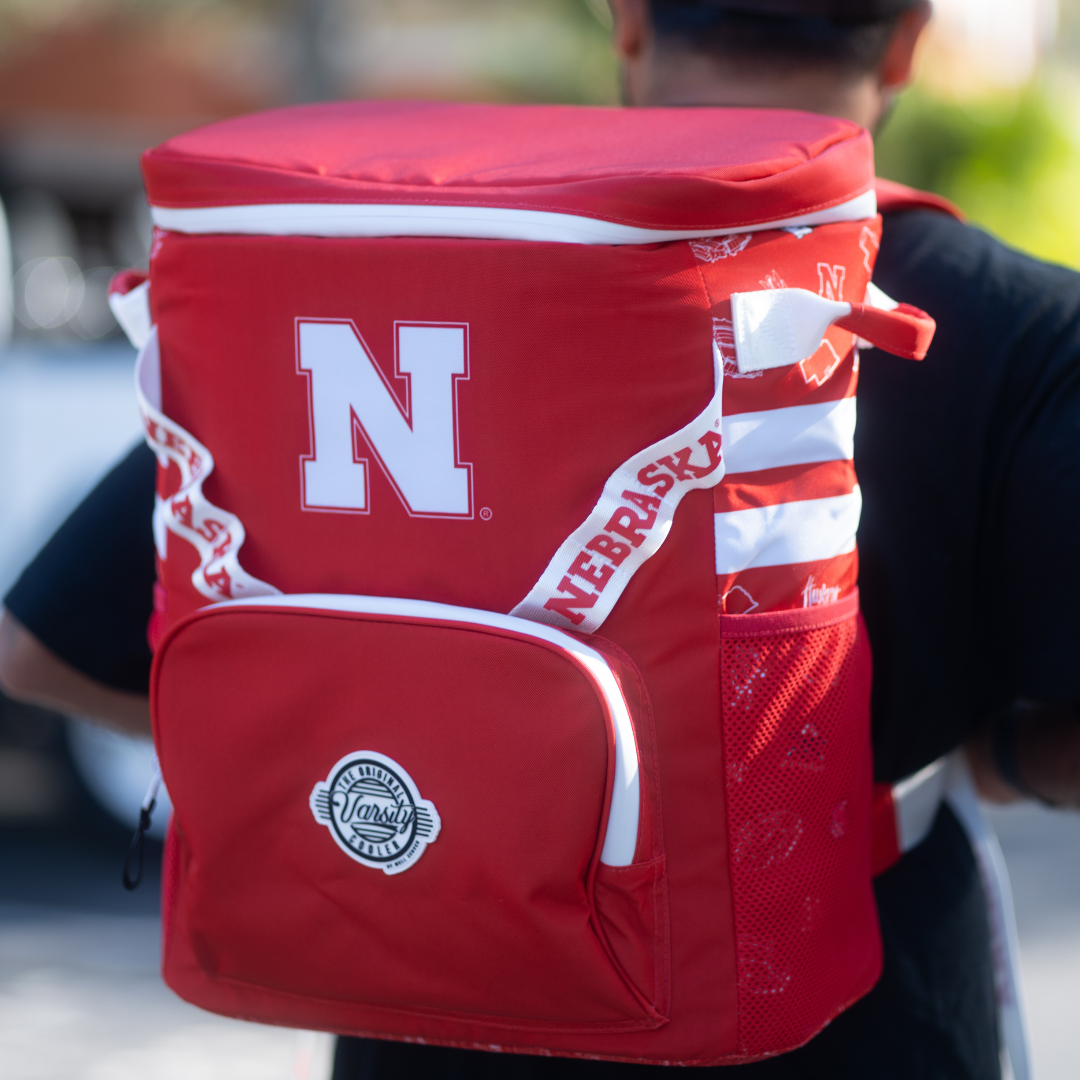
[0,608,151,736]
[0,442,158,736]
[966,700,1080,807]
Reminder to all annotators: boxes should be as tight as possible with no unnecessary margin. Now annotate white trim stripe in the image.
[149,190,876,246]
[714,488,861,574]
[722,397,856,475]
[211,592,641,866]
[892,757,949,853]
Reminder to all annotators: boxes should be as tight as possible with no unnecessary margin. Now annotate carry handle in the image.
[834,301,935,361]
[730,285,935,375]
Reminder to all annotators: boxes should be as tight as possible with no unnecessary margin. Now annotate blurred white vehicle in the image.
[66,715,171,839]
[0,338,171,837]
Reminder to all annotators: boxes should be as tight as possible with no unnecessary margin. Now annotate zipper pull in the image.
[122,758,163,891]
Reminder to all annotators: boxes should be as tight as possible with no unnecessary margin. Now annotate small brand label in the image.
[310,751,440,875]
[801,574,841,608]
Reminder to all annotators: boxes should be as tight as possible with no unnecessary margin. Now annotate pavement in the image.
[0,744,334,1080]
[0,908,316,1080]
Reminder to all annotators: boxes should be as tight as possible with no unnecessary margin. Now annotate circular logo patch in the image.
[309,751,440,875]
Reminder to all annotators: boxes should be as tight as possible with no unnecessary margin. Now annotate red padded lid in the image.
[142,101,873,232]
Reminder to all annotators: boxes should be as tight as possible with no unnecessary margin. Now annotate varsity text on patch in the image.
[310,751,441,874]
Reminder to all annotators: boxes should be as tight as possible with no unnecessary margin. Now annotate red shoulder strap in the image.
[875,177,963,220]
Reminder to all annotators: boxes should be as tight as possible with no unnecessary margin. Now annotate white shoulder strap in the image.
[135,328,280,603]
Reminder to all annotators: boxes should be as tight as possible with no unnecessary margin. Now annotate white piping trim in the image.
[209,592,642,867]
[149,190,877,246]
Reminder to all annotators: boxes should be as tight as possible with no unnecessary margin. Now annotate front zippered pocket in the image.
[153,594,668,1031]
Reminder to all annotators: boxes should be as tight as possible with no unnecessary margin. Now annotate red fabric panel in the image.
[147,580,167,652]
[718,552,860,615]
[151,233,715,622]
[874,177,963,220]
[149,228,745,1061]
[594,857,670,1021]
[142,102,872,232]
[719,587,859,636]
[702,221,873,623]
[719,599,879,1058]
[596,485,741,1062]
[108,267,148,297]
[870,783,902,877]
[714,459,857,513]
[698,220,871,417]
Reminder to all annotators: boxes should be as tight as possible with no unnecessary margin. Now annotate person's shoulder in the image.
[878,209,1080,349]
[880,210,1080,296]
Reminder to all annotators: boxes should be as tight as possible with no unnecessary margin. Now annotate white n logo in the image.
[297,319,472,517]
[817,262,846,302]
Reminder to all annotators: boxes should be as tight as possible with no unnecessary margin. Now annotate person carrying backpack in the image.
[3,2,1080,1078]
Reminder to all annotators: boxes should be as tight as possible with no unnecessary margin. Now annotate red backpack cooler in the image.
[122,102,936,1066]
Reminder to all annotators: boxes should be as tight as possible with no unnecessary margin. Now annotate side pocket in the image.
[594,855,669,1021]
[720,590,879,1059]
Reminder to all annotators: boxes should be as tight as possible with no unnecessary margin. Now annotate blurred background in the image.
[0,1,1078,1077]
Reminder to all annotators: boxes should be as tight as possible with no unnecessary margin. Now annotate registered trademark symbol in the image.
[479,507,493,521]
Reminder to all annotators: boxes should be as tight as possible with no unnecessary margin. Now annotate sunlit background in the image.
[0,3,1078,1079]
[0,0,1077,347]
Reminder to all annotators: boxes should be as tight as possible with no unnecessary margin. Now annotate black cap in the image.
[652,0,920,18]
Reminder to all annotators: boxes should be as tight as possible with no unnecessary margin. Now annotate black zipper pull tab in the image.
[123,761,162,891]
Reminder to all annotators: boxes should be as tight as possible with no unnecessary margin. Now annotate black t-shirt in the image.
[5,440,157,693]
[859,209,1080,780]
[8,209,1080,1078]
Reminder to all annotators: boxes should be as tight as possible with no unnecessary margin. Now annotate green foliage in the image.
[875,82,1080,269]
[478,0,619,105]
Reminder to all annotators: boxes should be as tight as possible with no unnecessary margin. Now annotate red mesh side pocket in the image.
[720,590,879,1060]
